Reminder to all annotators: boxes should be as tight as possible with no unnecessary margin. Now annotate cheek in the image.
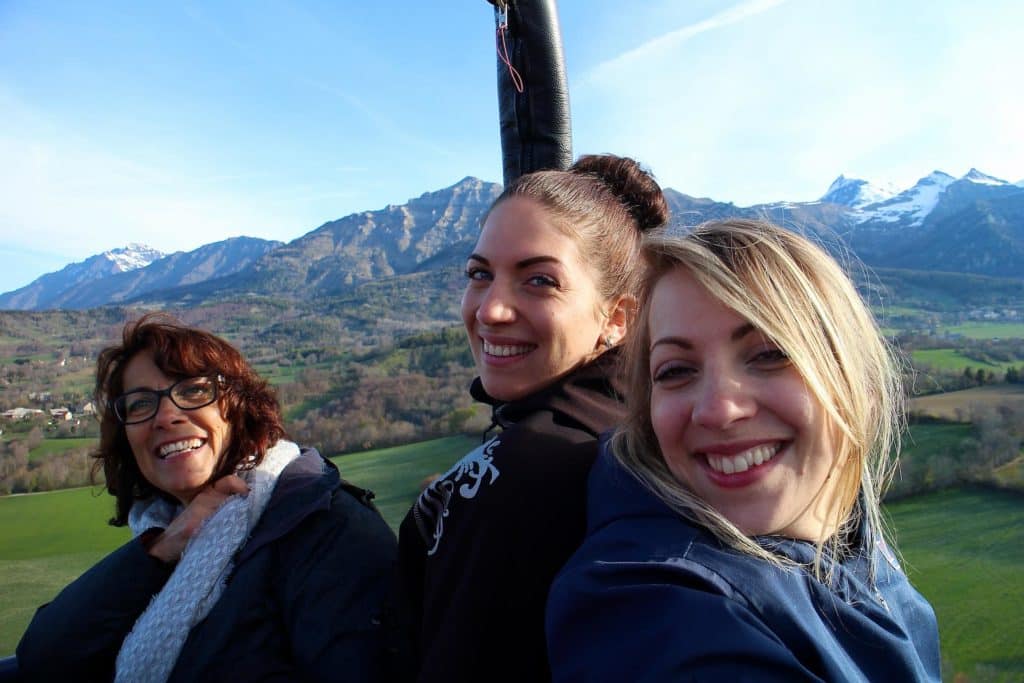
[213,410,232,458]
[650,393,687,453]
[125,427,146,459]
[460,293,474,327]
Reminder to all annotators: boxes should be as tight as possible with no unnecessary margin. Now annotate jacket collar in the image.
[471,348,625,438]
[235,447,336,564]
[587,437,877,571]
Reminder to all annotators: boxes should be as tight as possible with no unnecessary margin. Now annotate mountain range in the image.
[2,169,1022,311]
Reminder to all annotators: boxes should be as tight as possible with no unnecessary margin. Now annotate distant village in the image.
[1,402,94,423]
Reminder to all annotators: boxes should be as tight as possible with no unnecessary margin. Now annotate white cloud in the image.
[573,1,1022,204]
[579,0,789,88]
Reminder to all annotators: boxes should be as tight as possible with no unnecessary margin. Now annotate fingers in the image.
[212,474,249,497]
[145,476,248,563]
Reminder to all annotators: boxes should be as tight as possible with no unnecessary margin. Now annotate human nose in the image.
[475,281,516,325]
[691,367,756,430]
[152,393,186,426]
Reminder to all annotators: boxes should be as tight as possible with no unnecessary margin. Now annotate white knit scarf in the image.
[114,440,301,683]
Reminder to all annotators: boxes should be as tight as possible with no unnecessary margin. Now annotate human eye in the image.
[124,393,156,417]
[525,273,559,288]
[177,378,214,404]
[750,346,791,369]
[464,265,491,283]
[652,361,696,385]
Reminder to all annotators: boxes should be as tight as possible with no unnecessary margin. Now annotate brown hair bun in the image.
[571,154,670,232]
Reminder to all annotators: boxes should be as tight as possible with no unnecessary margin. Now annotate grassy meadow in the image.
[329,434,475,530]
[0,487,129,654]
[940,322,1024,339]
[0,435,472,655]
[912,348,1020,373]
[1,435,1022,681]
[888,488,1024,682]
[27,436,95,461]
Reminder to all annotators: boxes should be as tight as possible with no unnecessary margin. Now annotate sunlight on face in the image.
[460,196,613,401]
[122,350,231,504]
[648,267,840,540]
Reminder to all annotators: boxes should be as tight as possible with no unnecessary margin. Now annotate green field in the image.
[329,434,474,529]
[888,488,1024,681]
[0,487,129,654]
[902,422,973,455]
[1,439,1021,681]
[27,436,96,461]
[912,348,1019,373]
[940,322,1024,339]
[0,435,473,655]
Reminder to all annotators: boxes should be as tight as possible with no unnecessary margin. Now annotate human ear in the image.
[599,295,636,348]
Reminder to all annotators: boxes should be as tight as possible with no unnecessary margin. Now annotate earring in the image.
[603,336,615,349]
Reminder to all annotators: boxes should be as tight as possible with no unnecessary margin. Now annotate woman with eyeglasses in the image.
[17,314,397,683]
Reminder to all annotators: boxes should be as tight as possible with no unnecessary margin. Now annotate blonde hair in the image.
[613,219,904,579]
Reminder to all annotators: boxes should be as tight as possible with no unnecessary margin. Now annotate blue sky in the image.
[1,0,1022,294]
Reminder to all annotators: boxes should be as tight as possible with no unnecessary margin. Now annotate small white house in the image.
[1,407,45,420]
[50,407,73,421]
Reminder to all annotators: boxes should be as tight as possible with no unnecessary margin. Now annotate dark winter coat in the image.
[396,352,625,683]
[547,443,943,682]
[16,447,397,682]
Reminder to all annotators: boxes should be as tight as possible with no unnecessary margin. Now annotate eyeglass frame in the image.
[111,374,225,425]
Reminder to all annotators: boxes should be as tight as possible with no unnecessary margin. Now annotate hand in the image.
[146,475,249,563]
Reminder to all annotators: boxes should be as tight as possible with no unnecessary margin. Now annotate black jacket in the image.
[396,352,625,683]
[547,443,942,682]
[17,447,397,682]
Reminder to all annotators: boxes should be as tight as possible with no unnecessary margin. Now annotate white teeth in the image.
[482,340,534,357]
[159,438,204,458]
[705,443,781,475]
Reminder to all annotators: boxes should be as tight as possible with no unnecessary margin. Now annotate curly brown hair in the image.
[93,313,287,525]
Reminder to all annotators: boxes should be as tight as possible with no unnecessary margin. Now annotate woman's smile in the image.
[700,441,782,475]
[648,267,839,540]
[461,196,615,401]
[123,350,231,504]
[155,437,208,460]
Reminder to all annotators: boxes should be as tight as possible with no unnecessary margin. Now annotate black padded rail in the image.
[490,0,573,184]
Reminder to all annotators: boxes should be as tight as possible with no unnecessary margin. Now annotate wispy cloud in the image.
[580,0,789,87]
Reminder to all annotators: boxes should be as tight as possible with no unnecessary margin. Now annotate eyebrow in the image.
[650,323,756,350]
[467,253,564,269]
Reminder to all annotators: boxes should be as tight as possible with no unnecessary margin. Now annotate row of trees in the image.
[888,403,1023,498]
[0,438,97,495]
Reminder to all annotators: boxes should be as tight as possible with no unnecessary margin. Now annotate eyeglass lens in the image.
[115,377,218,424]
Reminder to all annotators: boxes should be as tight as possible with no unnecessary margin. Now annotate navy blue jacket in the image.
[17,447,397,682]
[546,444,942,682]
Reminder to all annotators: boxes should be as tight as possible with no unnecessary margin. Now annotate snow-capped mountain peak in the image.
[961,168,1007,186]
[821,175,898,208]
[102,243,166,272]
[854,171,955,226]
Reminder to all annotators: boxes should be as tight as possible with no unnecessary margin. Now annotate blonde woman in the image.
[546,220,940,682]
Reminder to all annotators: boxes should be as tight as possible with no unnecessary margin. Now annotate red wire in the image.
[497,25,524,93]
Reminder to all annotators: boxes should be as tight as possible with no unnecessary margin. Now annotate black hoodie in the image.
[395,351,625,683]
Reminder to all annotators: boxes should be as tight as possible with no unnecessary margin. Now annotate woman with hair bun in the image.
[547,220,941,682]
[396,154,670,682]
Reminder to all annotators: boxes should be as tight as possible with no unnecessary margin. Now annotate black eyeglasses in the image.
[112,375,223,425]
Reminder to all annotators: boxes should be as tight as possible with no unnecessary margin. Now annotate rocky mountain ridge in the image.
[0,238,280,310]
[2,168,1022,311]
